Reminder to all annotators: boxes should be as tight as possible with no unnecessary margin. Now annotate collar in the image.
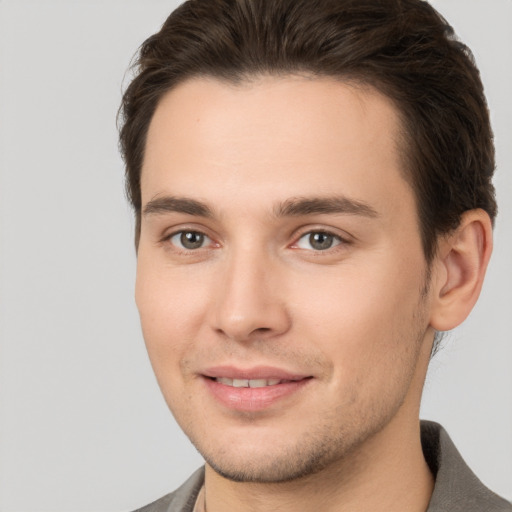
[421,420,511,511]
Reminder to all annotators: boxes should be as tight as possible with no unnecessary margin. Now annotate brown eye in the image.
[296,231,342,251]
[170,231,208,250]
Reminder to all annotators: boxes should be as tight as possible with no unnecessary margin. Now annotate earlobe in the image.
[429,209,493,332]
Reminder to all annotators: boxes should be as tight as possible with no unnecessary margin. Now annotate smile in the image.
[203,371,313,412]
[214,377,289,388]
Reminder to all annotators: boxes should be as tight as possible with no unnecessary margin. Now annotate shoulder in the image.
[421,421,512,512]
[132,467,205,512]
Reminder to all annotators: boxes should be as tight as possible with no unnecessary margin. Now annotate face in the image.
[136,76,435,483]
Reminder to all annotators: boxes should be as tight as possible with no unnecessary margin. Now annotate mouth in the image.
[211,377,298,388]
[201,367,313,412]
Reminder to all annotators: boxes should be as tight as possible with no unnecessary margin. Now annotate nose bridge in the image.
[211,241,289,341]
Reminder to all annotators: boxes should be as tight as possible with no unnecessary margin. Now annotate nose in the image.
[209,247,291,342]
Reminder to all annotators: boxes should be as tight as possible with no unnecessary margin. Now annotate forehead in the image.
[141,75,411,217]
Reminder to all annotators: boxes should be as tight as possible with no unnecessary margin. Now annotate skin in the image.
[136,75,492,512]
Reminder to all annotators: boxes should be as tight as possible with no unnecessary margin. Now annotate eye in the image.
[295,231,342,251]
[169,230,211,250]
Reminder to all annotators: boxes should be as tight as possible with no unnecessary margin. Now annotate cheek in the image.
[296,266,418,334]
[290,255,427,377]
[135,257,211,373]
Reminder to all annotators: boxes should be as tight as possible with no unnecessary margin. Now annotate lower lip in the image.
[203,377,311,412]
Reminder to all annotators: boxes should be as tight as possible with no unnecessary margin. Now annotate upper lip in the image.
[201,365,311,381]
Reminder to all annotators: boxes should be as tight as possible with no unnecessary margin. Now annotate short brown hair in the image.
[118,0,497,260]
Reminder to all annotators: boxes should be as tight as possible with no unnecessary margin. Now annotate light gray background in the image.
[0,1,510,511]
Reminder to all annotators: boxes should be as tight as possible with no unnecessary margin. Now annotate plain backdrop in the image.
[0,1,510,510]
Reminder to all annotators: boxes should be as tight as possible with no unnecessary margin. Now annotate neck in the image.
[203,415,433,512]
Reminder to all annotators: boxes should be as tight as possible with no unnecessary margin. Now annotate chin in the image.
[202,441,339,483]
[185,412,379,484]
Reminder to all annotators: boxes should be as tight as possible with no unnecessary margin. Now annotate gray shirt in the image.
[134,421,512,512]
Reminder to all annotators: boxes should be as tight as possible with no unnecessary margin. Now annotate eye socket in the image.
[295,231,343,251]
[169,230,211,250]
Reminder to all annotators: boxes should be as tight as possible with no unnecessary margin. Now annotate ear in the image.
[429,209,493,332]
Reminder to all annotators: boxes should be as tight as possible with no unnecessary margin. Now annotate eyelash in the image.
[164,230,216,252]
[293,230,347,252]
[162,228,349,254]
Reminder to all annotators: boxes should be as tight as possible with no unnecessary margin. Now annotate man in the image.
[118,0,511,510]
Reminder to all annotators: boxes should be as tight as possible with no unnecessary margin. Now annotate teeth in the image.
[215,378,284,387]
[216,377,233,386]
[248,379,268,388]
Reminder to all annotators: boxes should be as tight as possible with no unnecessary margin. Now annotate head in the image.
[118,0,495,485]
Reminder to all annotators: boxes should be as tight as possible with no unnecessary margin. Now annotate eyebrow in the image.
[275,196,379,218]
[142,195,378,219]
[143,196,214,218]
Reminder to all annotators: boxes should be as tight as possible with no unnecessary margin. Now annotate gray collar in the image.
[422,420,511,511]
